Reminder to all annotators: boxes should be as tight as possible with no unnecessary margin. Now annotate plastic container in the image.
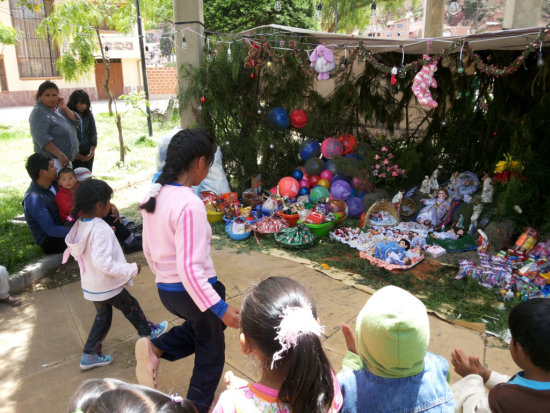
[298,220,335,238]
[207,211,223,224]
[277,211,300,227]
[223,210,261,225]
[225,223,252,240]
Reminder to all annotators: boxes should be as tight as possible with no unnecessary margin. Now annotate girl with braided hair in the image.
[137,129,241,413]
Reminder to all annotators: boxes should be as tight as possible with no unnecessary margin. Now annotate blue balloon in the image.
[291,169,303,181]
[298,187,310,196]
[299,139,321,161]
[267,107,289,129]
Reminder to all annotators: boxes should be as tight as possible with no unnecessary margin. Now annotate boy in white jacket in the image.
[64,179,167,370]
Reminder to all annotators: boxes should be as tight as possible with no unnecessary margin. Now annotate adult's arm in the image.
[57,97,79,121]
[43,142,70,166]
[24,195,70,239]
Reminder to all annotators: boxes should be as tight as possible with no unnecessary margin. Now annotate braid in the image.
[140,129,215,213]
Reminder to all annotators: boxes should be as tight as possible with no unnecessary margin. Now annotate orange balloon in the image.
[317,178,330,189]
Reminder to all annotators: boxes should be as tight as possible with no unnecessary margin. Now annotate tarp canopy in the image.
[240,24,549,55]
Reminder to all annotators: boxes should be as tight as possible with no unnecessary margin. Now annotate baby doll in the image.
[431,228,464,240]
[417,188,451,228]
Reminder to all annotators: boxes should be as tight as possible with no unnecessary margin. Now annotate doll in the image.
[481,172,494,204]
[420,175,431,194]
[416,188,451,227]
[429,165,442,193]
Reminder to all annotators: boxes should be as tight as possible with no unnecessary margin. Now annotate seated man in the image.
[23,153,69,254]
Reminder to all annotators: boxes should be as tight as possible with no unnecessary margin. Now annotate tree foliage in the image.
[0,22,16,45]
[204,0,318,33]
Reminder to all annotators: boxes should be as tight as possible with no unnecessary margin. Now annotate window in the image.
[0,57,7,91]
[10,0,60,78]
[397,23,404,28]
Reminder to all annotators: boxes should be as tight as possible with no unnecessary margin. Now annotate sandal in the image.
[0,296,22,307]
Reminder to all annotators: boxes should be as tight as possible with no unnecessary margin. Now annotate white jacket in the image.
[452,371,511,413]
[64,218,138,301]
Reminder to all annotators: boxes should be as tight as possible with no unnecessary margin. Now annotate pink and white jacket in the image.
[141,185,221,312]
[64,218,138,301]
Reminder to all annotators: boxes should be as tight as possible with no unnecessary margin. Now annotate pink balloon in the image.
[320,169,333,181]
[299,178,310,189]
[309,174,321,187]
[269,186,277,195]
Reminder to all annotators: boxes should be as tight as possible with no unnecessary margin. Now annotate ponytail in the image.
[140,129,215,213]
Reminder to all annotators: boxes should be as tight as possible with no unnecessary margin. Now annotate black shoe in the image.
[123,237,142,254]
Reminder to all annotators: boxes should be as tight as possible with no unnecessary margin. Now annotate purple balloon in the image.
[331,175,353,186]
[330,180,352,200]
[346,196,364,217]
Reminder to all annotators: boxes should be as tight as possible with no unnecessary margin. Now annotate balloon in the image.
[317,178,330,189]
[328,199,347,216]
[290,109,308,128]
[321,137,343,159]
[346,196,364,217]
[277,177,300,198]
[308,174,321,187]
[330,180,352,200]
[325,160,339,175]
[310,185,330,203]
[291,169,304,181]
[267,107,289,129]
[299,178,310,189]
[304,157,324,176]
[269,186,277,195]
[320,169,333,181]
[299,139,321,161]
[331,175,353,186]
[338,134,358,155]
[298,187,310,196]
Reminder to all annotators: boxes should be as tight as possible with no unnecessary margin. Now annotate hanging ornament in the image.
[200,96,206,103]
[257,109,262,115]
[206,38,212,62]
[290,109,308,128]
[266,56,273,69]
[441,120,447,127]
[260,100,266,108]
[197,105,203,111]
[340,49,348,69]
[267,107,290,129]
[391,66,397,85]
[269,143,275,149]
[412,55,438,109]
[397,46,406,79]
[457,43,465,74]
[227,45,233,62]
[310,45,335,80]
[315,0,322,19]
[537,42,545,67]
[225,140,230,146]
[250,73,255,79]
[274,0,282,12]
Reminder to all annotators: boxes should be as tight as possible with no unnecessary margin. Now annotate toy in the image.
[310,185,330,203]
[514,227,539,252]
[320,137,343,159]
[416,188,450,227]
[299,139,321,161]
[304,157,324,176]
[299,178,310,189]
[412,55,438,108]
[290,109,307,128]
[277,177,300,198]
[320,169,333,181]
[429,165,442,193]
[243,42,263,71]
[338,134,357,155]
[308,174,321,187]
[317,178,330,189]
[309,45,335,80]
[330,179,352,200]
[477,229,490,253]
[346,196,364,217]
[291,169,303,181]
[420,175,431,194]
[267,107,289,129]
[481,172,494,204]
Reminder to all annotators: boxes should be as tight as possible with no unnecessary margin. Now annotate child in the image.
[63,179,167,370]
[68,89,97,171]
[68,378,198,413]
[213,276,343,413]
[451,298,550,412]
[136,129,241,413]
[338,285,455,412]
[55,167,78,224]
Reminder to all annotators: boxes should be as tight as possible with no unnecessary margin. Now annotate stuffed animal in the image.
[244,42,263,71]
[412,55,438,108]
[310,45,335,80]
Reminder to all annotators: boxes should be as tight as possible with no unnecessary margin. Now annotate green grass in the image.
[0,109,179,273]
[210,218,514,334]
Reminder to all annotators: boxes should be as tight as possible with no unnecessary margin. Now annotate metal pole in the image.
[135,0,153,137]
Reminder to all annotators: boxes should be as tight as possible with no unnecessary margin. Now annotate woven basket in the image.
[363,199,399,228]
[399,198,416,218]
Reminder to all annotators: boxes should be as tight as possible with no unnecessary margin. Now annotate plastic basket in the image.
[277,211,300,227]
[225,223,252,240]
[207,211,223,224]
[297,220,335,237]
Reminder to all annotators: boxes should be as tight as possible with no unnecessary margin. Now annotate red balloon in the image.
[277,177,300,198]
[338,134,358,155]
[290,109,308,128]
[299,178,310,188]
[309,175,321,187]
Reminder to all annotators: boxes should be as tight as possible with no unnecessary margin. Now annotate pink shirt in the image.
[141,184,221,312]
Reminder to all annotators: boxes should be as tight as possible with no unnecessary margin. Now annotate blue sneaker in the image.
[141,320,168,340]
[80,353,113,370]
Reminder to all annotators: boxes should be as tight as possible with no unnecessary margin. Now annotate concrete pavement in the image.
[0,248,516,413]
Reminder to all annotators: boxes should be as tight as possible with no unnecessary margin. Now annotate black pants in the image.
[84,288,150,354]
[72,156,94,172]
[153,281,226,413]
[102,213,131,244]
[41,236,67,254]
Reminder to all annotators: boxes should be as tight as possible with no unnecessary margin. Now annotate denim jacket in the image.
[337,352,455,413]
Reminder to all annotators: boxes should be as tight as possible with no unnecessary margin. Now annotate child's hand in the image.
[451,349,491,382]
[341,323,357,354]
[136,263,141,274]
[221,305,241,329]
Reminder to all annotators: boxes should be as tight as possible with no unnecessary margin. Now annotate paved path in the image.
[0,248,516,413]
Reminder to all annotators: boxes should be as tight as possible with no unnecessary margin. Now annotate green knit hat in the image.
[355,285,429,378]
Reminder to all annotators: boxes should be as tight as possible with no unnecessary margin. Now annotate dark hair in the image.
[241,277,334,413]
[25,153,52,181]
[36,80,59,102]
[508,298,550,372]
[67,89,92,115]
[58,167,76,178]
[140,129,215,213]
[72,179,113,219]
[68,378,198,413]
[399,238,410,250]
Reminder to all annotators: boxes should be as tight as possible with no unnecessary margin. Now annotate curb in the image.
[9,254,63,293]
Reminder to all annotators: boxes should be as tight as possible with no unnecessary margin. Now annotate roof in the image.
[240,24,549,55]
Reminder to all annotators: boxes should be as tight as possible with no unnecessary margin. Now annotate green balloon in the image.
[310,185,330,203]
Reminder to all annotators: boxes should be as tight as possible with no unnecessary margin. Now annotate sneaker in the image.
[141,320,168,339]
[80,353,113,370]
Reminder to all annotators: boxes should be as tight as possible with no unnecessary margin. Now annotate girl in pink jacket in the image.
[64,179,167,371]
[136,129,240,413]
